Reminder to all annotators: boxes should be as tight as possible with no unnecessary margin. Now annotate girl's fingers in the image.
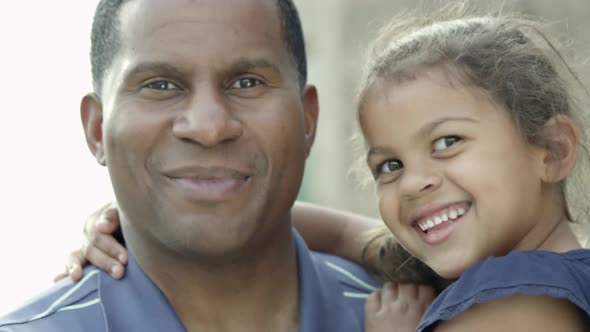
[84,202,120,237]
[83,226,127,266]
[54,250,87,283]
[380,282,398,304]
[81,236,126,279]
[365,288,383,316]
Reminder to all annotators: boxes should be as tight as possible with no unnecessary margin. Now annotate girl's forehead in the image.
[359,68,495,121]
[358,70,510,140]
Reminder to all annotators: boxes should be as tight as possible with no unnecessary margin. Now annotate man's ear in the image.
[80,93,106,166]
[301,84,319,157]
[540,114,580,183]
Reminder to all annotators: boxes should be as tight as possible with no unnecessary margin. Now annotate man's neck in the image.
[126,225,300,332]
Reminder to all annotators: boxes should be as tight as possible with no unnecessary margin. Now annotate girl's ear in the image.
[540,115,580,183]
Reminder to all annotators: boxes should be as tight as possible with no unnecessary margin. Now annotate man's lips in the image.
[163,165,254,179]
[162,166,254,201]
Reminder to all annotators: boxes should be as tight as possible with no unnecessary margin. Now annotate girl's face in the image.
[361,69,555,279]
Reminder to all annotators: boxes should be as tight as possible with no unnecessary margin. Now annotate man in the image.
[0,0,379,331]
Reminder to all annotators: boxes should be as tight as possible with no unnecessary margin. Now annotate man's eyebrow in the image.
[123,59,279,82]
[124,62,187,80]
[228,58,279,73]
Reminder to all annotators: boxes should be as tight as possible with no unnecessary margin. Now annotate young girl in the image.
[352,11,590,331]
[61,12,590,332]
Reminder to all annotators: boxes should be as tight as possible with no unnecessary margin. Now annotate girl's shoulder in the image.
[418,249,590,331]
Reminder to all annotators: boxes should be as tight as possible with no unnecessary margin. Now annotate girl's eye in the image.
[433,136,462,152]
[143,80,181,91]
[378,159,403,174]
[229,77,262,89]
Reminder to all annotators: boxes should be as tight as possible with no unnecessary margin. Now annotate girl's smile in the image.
[410,201,471,244]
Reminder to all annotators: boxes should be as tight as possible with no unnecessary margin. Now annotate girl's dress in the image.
[418,249,590,331]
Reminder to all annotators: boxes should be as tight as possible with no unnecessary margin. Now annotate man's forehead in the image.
[115,0,284,59]
[99,0,296,94]
[118,0,280,35]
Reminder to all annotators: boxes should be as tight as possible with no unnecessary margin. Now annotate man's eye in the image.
[378,159,403,174]
[229,77,262,89]
[143,80,181,90]
[432,136,462,152]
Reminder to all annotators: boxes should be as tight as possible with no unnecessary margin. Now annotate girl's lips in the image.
[414,205,470,245]
[415,204,468,232]
[409,201,471,227]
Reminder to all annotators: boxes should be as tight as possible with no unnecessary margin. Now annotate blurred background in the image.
[1,0,589,314]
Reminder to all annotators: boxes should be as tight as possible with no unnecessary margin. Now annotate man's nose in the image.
[172,89,243,147]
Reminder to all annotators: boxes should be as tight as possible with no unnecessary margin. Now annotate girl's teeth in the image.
[417,206,468,232]
[449,210,458,219]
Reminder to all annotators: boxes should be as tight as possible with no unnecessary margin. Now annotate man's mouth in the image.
[163,166,254,201]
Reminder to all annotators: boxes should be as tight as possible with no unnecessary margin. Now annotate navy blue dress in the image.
[418,249,590,331]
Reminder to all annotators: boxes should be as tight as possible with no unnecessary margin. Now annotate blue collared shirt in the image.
[1,230,381,331]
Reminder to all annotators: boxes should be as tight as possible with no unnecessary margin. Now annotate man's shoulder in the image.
[0,268,105,331]
[310,251,382,298]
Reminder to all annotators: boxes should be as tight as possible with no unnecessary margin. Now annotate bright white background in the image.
[0,1,111,314]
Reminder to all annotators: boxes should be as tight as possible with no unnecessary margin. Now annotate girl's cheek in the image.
[377,189,399,230]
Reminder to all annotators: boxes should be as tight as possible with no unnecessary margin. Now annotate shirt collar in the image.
[99,251,186,332]
[99,229,355,332]
[294,230,363,332]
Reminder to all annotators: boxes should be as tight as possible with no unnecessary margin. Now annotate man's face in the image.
[82,0,318,262]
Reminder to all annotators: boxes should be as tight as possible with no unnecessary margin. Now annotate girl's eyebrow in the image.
[365,116,478,163]
[416,116,478,138]
[366,147,392,169]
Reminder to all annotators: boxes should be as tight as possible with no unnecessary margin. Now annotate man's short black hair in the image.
[90,0,307,96]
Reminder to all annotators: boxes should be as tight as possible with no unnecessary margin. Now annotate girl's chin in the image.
[426,259,472,280]
[436,269,463,280]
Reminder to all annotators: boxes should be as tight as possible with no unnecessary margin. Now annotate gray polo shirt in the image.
[0,230,381,331]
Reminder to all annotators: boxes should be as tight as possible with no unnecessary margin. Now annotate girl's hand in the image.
[53,202,127,282]
[365,282,435,332]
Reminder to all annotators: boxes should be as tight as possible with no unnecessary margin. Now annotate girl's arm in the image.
[291,201,379,263]
[56,201,380,281]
